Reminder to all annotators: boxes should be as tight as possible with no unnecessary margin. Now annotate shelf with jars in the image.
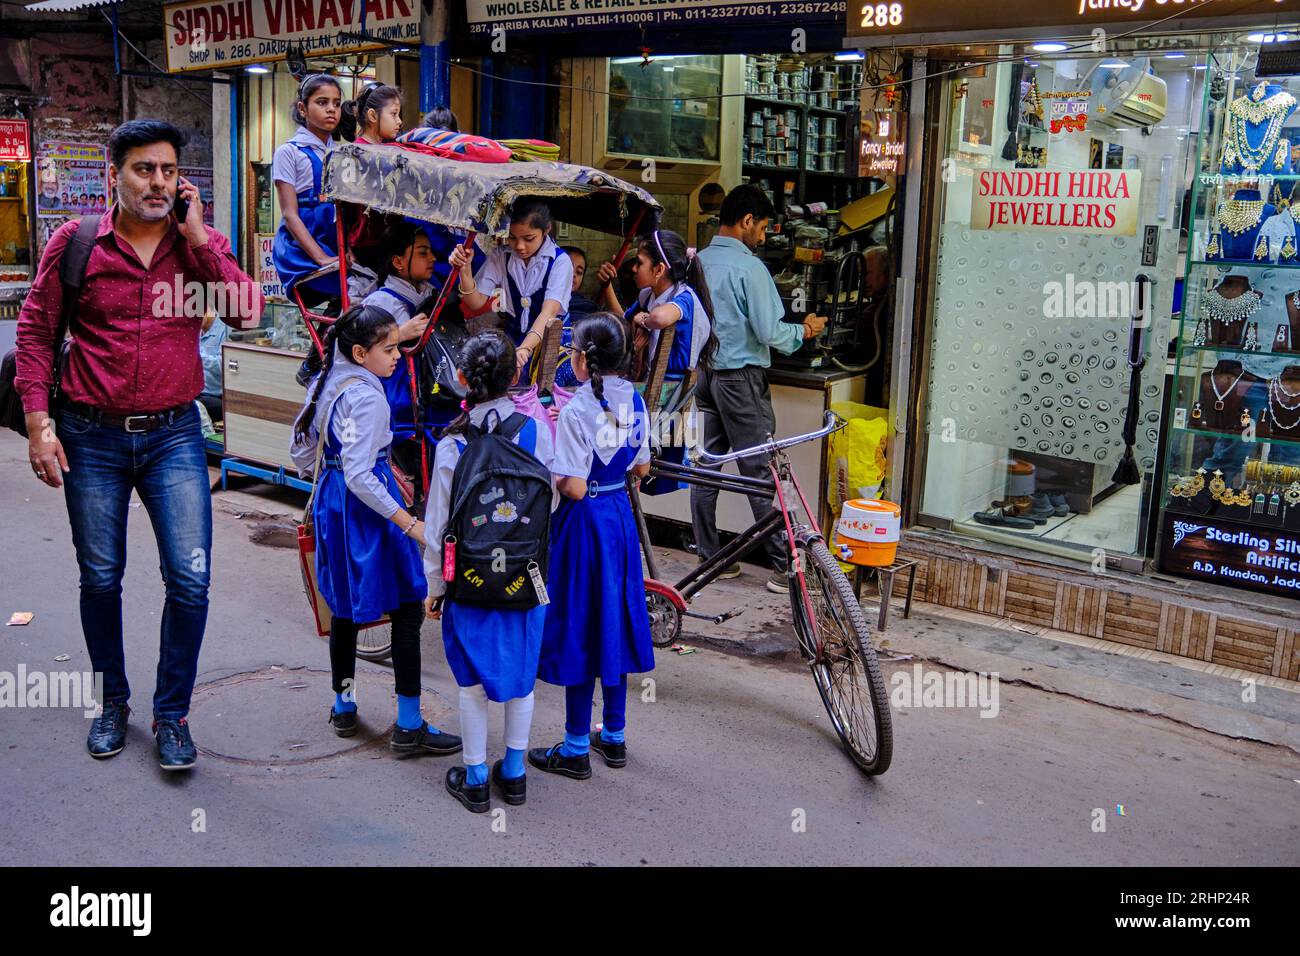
[1157,47,1300,599]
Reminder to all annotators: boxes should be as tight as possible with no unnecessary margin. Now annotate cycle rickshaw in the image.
[300,143,892,775]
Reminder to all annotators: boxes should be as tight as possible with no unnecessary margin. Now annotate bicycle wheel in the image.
[646,589,682,648]
[356,626,393,663]
[789,535,893,776]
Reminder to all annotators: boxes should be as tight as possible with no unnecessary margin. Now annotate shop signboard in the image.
[163,0,421,73]
[969,168,1141,236]
[0,119,30,163]
[859,109,905,179]
[1160,513,1300,601]
[845,0,1291,44]
[258,233,285,301]
[466,0,847,37]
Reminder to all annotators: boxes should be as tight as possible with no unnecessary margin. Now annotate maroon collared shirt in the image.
[15,211,264,416]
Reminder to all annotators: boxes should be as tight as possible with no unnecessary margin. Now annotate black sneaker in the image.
[445,766,490,813]
[766,572,789,594]
[527,742,593,780]
[152,717,197,771]
[391,723,463,757]
[327,706,358,738]
[87,701,130,759]
[589,731,627,768]
[491,759,527,805]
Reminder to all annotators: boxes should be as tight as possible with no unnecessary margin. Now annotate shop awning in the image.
[24,0,119,10]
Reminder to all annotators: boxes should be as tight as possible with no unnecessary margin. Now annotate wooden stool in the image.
[850,558,920,631]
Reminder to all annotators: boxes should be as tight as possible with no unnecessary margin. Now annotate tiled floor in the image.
[957,484,1144,554]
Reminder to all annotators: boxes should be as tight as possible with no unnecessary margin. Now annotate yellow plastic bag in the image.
[828,401,889,514]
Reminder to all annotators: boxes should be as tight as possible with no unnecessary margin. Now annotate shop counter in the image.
[220,342,308,473]
[641,366,867,535]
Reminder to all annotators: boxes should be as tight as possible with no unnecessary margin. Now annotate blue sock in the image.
[601,676,627,743]
[396,694,441,733]
[502,747,526,779]
[558,731,590,757]
[465,762,488,786]
[334,692,356,714]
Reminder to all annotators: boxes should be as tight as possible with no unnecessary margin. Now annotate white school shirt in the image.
[362,275,435,326]
[289,345,400,519]
[422,396,557,596]
[271,127,333,196]
[552,377,651,480]
[473,236,573,333]
[635,282,712,371]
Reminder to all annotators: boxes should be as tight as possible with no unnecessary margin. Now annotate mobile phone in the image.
[174,177,191,222]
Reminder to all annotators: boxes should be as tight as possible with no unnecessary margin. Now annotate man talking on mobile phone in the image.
[14,120,263,771]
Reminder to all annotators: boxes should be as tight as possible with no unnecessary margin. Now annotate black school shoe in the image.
[152,717,197,771]
[87,700,130,759]
[445,766,490,813]
[589,731,627,768]
[328,706,359,737]
[491,759,527,805]
[391,723,463,757]
[527,743,593,780]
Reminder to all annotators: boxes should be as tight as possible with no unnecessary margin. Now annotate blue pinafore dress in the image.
[441,417,548,702]
[538,397,655,688]
[505,250,567,384]
[314,398,426,624]
[372,285,421,444]
[272,143,338,299]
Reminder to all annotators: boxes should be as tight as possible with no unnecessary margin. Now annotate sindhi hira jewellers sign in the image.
[1161,514,1300,600]
[846,0,1291,42]
[970,169,1141,235]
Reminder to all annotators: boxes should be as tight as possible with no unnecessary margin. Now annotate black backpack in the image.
[443,411,552,609]
[1,215,100,436]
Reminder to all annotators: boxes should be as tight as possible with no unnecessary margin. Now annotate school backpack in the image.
[443,411,552,610]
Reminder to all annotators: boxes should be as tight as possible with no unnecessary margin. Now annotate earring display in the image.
[1243,320,1260,351]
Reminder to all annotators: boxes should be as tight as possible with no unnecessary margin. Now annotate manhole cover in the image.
[188,665,451,766]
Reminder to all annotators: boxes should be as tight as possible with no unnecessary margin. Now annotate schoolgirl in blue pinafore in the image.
[290,306,459,753]
[272,123,338,300]
[531,339,654,777]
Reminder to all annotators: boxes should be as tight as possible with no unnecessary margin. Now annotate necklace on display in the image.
[1211,368,1245,410]
[1203,286,1262,324]
[1267,376,1300,431]
[1223,84,1297,173]
[1217,200,1268,236]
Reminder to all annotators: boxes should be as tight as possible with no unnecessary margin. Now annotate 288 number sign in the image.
[859,2,902,27]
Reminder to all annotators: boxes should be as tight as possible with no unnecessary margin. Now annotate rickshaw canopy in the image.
[322,143,662,244]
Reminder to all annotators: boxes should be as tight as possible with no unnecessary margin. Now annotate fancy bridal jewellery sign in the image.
[970,169,1141,236]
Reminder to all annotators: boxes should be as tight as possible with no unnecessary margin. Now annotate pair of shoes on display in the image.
[973,509,1036,529]
[445,760,526,814]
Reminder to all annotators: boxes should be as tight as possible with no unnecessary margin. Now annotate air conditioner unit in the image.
[1086,58,1168,129]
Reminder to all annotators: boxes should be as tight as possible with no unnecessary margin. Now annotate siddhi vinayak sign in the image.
[163,0,420,73]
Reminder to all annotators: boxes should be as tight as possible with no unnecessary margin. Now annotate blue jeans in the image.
[58,403,212,720]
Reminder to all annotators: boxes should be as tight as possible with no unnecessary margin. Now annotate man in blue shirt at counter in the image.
[694,184,826,593]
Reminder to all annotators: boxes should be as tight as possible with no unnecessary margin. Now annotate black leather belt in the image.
[60,400,191,433]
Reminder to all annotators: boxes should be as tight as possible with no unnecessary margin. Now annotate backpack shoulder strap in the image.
[58,215,100,329]
[499,412,528,441]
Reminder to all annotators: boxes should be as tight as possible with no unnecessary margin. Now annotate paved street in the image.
[1,431,1298,866]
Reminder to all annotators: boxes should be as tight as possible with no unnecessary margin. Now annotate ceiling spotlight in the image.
[1032,42,1069,53]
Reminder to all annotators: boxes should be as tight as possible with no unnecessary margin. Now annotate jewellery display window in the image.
[1158,41,1300,599]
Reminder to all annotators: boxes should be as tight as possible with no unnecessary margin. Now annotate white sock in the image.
[458,685,489,767]
[503,692,536,752]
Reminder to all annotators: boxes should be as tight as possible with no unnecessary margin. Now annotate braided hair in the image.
[572,311,630,427]
[637,228,719,371]
[443,330,517,436]
[293,304,398,440]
